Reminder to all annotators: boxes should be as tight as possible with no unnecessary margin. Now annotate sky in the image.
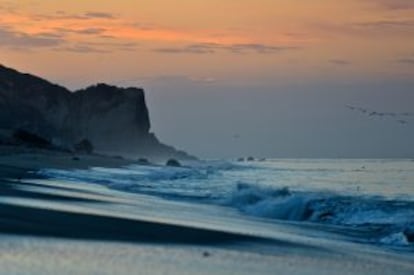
[1,0,413,158]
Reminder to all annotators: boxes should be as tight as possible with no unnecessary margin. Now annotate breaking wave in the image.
[223,182,414,246]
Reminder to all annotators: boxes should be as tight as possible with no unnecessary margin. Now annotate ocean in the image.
[37,159,414,249]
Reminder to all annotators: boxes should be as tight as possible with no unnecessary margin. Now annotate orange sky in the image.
[1,0,414,157]
[0,0,413,88]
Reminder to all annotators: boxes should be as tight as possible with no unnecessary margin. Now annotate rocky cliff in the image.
[0,64,192,160]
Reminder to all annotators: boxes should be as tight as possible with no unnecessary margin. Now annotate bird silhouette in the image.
[346,105,412,125]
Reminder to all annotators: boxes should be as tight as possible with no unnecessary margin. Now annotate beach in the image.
[2,0,414,273]
[0,148,413,274]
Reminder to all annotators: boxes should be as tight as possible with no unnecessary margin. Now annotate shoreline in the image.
[0,147,272,245]
[1,147,414,274]
[0,145,133,176]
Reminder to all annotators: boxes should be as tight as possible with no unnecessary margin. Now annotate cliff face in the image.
[0,65,72,142]
[69,84,151,153]
[0,64,192,160]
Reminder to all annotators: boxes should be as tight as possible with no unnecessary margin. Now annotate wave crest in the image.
[223,183,414,246]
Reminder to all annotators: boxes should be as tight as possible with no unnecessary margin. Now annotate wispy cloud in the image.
[113,74,217,87]
[33,11,117,21]
[368,0,414,10]
[0,10,248,44]
[54,27,107,35]
[52,41,139,54]
[82,41,139,52]
[0,26,64,48]
[53,44,110,54]
[154,43,298,55]
[155,44,215,54]
[0,19,138,53]
[0,7,303,54]
[84,12,115,19]
[314,18,414,38]
[329,59,351,66]
[353,19,414,29]
[397,57,414,65]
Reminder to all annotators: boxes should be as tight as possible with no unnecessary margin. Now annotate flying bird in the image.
[346,105,412,125]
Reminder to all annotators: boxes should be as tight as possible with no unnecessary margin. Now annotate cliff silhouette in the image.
[0,64,193,160]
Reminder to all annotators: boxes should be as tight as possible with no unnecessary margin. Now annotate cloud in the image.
[53,41,139,54]
[353,20,414,29]
[0,25,138,53]
[0,26,64,48]
[1,11,256,46]
[113,74,217,87]
[30,11,116,21]
[154,43,298,54]
[0,21,138,53]
[397,58,414,65]
[74,28,107,35]
[84,12,115,19]
[155,44,215,54]
[368,0,414,10]
[314,18,414,38]
[53,44,110,54]
[227,44,297,54]
[54,27,107,35]
[0,8,303,55]
[83,41,139,52]
[329,59,351,66]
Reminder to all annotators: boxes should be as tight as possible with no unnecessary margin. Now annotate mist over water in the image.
[144,79,414,159]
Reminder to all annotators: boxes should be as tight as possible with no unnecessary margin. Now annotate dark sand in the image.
[0,147,267,245]
[1,147,414,275]
[0,181,269,245]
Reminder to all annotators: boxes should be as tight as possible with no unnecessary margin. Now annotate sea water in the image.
[38,159,414,248]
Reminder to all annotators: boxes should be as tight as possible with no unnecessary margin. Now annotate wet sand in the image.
[0,147,413,275]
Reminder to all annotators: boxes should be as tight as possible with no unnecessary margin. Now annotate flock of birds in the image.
[346,105,413,125]
[232,105,411,142]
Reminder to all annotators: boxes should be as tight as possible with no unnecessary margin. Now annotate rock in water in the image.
[0,64,194,160]
[137,158,151,165]
[166,159,181,167]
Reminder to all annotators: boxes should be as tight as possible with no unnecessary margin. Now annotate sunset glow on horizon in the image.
[1,0,413,88]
